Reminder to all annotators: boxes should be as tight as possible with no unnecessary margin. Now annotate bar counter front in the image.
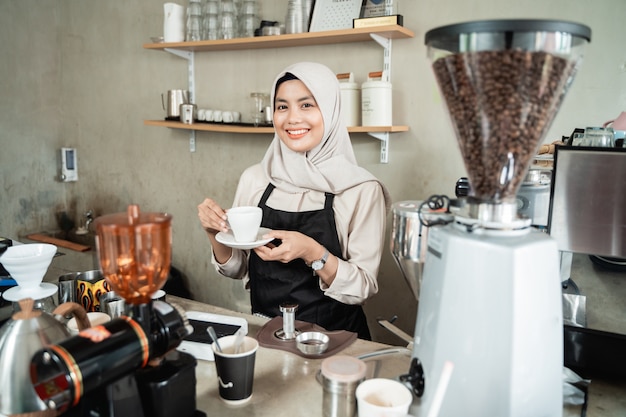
[6,245,623,417]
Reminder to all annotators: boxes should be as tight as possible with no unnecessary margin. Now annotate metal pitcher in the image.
[162,89,189,118]
[390,201,428,301]
[390,201,453,301]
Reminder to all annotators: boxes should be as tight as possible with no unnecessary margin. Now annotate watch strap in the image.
[311,248,329,271]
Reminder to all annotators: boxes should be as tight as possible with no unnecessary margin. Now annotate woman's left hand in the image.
[254,230,322,265]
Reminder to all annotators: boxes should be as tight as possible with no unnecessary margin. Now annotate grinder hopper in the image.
[427,20,591,219]
[94,204,172,306]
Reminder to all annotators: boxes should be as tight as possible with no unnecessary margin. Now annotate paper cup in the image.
[356,378,413,417]
[212,335,258,404]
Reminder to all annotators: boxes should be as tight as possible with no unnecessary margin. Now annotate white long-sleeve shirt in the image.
[211,163,386,305]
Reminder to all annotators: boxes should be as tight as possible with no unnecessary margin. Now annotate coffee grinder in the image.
[399,20,591,417]
[29,205,203,417]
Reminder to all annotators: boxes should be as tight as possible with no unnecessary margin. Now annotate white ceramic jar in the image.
[338,72,360,127]
[361,71,392,126]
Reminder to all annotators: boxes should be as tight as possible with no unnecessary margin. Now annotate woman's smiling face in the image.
[273,79,325,153]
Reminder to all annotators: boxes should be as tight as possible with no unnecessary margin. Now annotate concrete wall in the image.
[1,0,624,344]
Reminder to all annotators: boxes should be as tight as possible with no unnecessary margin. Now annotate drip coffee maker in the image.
[398,20,591,417]
[29,205,203,417]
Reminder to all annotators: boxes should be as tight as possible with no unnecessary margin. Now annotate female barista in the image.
[197,62,389,339]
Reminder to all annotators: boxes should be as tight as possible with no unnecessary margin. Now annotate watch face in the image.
[312,260,324,270]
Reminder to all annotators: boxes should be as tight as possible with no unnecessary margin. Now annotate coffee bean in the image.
[433,50,575,202]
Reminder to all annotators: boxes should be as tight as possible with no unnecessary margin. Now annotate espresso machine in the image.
[396,20,591,417]
[29,205,203,417]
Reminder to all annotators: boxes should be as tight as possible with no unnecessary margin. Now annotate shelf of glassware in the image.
[143,25,414,162]
[142,25,414,51]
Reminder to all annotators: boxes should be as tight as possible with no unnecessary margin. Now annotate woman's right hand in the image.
[197,198,229,235]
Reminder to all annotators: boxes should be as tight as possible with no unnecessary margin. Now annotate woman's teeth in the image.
[288,129,308,135]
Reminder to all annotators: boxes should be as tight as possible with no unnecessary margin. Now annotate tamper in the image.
[274,302,301,340]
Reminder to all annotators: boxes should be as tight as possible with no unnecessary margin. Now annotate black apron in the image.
[249,183,371,339]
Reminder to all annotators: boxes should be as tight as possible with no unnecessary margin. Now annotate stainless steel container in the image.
[390,201,429,301]
[58,271,80,304]
[180,103,197,124]
[321,355,366,417]
[516,168,551,228]
[390,201,453,301]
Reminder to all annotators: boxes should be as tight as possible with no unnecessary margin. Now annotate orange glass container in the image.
[94,205,172,305]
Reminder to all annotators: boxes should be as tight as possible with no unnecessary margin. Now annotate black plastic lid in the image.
[425,19,591,45]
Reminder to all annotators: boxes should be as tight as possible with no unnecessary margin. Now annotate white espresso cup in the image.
[227,206,262,243]
[223,111,234,123]
[213,110,223,123]
[205,109,214,122]
[232,111,241,123]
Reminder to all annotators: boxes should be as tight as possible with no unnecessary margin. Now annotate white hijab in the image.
[261,62,390,208]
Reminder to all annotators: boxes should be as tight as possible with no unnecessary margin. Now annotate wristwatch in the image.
[311,249,329,273]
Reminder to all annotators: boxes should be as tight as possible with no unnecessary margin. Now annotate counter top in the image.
[170,296,410,417]
[169,296,625,417]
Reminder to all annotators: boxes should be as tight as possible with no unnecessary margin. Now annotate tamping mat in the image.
[256,316,357,359]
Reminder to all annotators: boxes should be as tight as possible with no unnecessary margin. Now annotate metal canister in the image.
[321,355,367,417]
[180,103,197,124]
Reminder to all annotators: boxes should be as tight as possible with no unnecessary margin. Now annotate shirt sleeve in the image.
[210,164,267,287]
[320,181,386,305]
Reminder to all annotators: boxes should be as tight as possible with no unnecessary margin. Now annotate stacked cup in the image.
[285,0,306,34]
[240,0,259,38]
[220,0,239,39]
[186,0,202,41]
[202,0,220,40]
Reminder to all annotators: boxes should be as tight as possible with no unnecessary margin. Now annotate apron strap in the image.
[259,183,276,206]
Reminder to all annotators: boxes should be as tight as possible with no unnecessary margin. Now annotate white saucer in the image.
[216,227,273,250]
[2,282,58,302]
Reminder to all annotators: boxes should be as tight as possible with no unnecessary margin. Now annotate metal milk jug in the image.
[162,89,189,118]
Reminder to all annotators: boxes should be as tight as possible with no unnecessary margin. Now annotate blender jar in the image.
[94,205,172,305]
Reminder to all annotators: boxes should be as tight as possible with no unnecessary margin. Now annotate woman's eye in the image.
[276,105,287,111]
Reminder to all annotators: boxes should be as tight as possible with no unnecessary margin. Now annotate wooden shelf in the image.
[144,119,409,134]
[143,25,414,52]
[143,24,413,162]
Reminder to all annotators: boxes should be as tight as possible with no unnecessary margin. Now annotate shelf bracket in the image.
[189,129,196,152]
[164,48,196,103]
[368,132,390,163]
[370,34,392,81]
[368,33,393,162]
[165,48,197,152]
